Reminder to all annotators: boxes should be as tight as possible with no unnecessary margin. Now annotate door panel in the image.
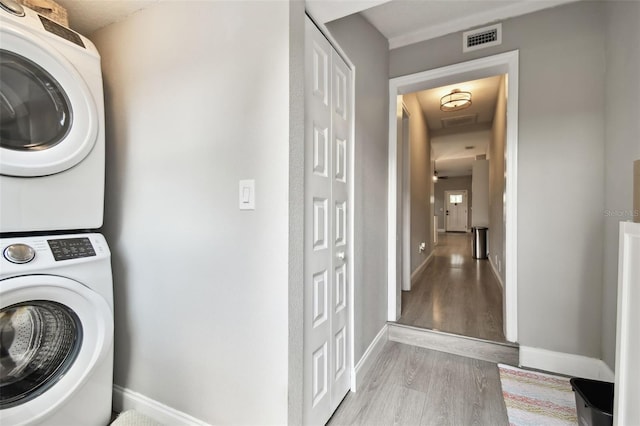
[445,190,468,232]
[329,49,351,411]
[304,17,352,425]
[304,18,332,424]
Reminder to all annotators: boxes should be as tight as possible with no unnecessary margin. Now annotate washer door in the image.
[0,24,98,177]
[0,275,112,424]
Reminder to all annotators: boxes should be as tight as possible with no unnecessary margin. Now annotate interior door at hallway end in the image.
[303,17,352,426]
[445,190,468,232]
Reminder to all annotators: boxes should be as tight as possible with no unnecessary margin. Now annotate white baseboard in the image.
[410,250,435,284]
[520,346,615,382]
[488,257,504,289]
[437,228,445,233]
[352,324,388,392]
[113,385,209,425]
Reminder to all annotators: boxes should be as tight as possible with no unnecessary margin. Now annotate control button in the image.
[0,0,25,17]
[4,244,36,264]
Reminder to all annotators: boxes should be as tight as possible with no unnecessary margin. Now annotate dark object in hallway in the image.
[472,226,488,259]
[570,378,614,426]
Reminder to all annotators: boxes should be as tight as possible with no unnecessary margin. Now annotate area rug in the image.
[111,410,163,426]
[498,364,578,425]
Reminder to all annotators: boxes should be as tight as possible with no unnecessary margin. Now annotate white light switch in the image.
[239,180,255,210]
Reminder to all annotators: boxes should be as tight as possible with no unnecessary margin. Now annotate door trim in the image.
[387,50,519,343]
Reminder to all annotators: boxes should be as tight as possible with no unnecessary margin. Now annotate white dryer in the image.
[0,0,105,233]
[0,233,113,425]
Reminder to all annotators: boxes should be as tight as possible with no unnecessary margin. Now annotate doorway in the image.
[445,190,468,232]
[387,51,519,343]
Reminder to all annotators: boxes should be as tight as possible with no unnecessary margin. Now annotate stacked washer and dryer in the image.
[0,0,114,424]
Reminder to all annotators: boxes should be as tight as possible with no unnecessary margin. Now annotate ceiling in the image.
[53,0,158,35]
[408,75,501,178]
[416,74,501,134]
[359,0,580,48]
[52,0,580,42]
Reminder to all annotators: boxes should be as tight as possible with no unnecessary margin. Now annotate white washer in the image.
[0,233,113,426]
[0,0,105,233]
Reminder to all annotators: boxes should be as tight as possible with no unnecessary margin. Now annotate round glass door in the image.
[0,50,72,152]
[0,301,82,408]
[0,25,99,177]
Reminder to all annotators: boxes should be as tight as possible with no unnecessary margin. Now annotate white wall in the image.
[391,1,606,358]
[288,1,305,422]
[403,93,433,271]
[326,15,390,363]
[601,0,640,370]
[489,76,506,284]
[472,159,489,227]
[92,2,290,424]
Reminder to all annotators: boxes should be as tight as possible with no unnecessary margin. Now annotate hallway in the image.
[327,341,508,425]
[397,233,506,343]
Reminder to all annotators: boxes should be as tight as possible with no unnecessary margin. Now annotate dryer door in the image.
[0,275,113,425]
[0,24,99,177]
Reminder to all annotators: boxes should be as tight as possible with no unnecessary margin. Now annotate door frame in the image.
[397,102,411,295]
[444,189,469,232]
[387,50,519,342]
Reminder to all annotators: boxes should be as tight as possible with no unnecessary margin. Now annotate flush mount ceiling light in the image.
[440,89,472,112]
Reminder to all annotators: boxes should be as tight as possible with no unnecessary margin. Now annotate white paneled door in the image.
[304,17,352,426]
[445,190,468,232]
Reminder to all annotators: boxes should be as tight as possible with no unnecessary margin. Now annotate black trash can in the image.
[472,226,488,259]
[570,378,614,426]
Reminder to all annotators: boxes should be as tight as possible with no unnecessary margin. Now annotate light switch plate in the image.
[239,179,255,210]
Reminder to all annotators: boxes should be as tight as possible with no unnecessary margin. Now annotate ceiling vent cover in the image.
[441,114,477,128]
[463,23,502,52]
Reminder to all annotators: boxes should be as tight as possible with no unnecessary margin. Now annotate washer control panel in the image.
[47,237,96,261]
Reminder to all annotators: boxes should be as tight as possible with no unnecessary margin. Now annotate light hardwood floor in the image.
[328,341,509,426]
[397,232,506,343]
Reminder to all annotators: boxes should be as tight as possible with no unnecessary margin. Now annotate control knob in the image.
[0,0,25,16]
[3,244,36,264]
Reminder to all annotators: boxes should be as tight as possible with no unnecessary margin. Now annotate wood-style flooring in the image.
[397,233,506,343]
[328,341,509,426]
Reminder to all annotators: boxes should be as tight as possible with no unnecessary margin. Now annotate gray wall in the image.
[434,176,472,230]
[403,93,434,271]
[472,159,489,227]
[601,0,640,370]
[391,1,606,358]
[92,2,290,423]
[489,76,506,283]
[326,16,390,363]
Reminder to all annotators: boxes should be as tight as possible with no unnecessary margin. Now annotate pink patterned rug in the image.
[498,364,578,425]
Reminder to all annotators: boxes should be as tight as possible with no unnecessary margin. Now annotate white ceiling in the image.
[53,0,158,35]
[416,74,501,133]
[432,130,491,177]
[408,75,501,177]
[359,0,581,48]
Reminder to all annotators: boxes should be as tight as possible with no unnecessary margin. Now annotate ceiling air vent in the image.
[441,114,477,128]
[463,23,502,52]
